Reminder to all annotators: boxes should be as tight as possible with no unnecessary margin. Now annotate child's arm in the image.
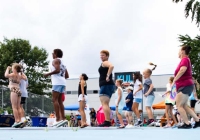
[125,99,130,103]
[144,84,154,96]
[4,66,13,78]
[116,88,122,107]
[21,73,27,80]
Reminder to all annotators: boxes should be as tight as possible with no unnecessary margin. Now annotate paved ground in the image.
[0,127,199,140]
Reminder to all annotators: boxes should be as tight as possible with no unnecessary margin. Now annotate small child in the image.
[143,62,156,126]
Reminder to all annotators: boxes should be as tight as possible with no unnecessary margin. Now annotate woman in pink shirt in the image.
[173,45,200,129]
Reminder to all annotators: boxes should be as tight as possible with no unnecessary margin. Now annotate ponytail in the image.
[149,62,157,71]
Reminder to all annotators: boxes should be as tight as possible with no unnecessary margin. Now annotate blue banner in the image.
[0,115,15,127]
[114,71,140,83]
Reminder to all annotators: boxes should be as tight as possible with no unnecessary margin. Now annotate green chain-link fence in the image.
[0,86,53,116]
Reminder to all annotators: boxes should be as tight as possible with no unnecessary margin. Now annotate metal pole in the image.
[42,95,44,115]
[2,88,3,109]
[141,93,143,126]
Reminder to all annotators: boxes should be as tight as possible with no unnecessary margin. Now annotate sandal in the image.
[80,124,88,128]
[118,125,125,129]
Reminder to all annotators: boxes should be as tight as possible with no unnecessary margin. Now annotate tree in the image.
[173,0,200,27]
[0,37,51,95]
[178,34,200,97]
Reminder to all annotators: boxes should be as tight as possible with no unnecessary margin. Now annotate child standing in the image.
[115,79,125,128]
[143,62,156,126]
[4,63,27,127]
[162,77,178,128]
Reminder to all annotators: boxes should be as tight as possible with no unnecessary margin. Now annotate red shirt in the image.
[174,57,193,91]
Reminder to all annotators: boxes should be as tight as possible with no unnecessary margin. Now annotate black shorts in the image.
[190,100,197,108]
[177,85,194,96]
[20,97,26,104]
[165,103,173,106]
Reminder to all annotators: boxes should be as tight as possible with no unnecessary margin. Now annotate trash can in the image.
[31,116,47,127]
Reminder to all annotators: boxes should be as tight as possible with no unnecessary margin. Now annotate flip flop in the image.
[80,124,88,128]
[118,125,125,129]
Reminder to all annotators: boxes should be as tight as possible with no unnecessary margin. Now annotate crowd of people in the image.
[4,46,200,129]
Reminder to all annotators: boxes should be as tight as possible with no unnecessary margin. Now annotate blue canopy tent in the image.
[64,104,92,111]
[64,104,79,111]
[110,106,127,111]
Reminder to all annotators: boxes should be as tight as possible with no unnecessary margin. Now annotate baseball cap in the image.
[126,86,133,91]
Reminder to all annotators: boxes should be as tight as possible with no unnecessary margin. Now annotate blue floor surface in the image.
[0,127,199,140]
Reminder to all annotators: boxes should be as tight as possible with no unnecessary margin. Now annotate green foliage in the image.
[173,0,200,27]
[178,34,200,97]
[66,115,70,121]
[0,37,51,95]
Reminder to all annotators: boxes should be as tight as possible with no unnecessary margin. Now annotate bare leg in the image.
[10,92,21,122]
[116,111,124,127]
[132,102,140,119]
[58,94,65,120]
[165,105,171,126]
[99,96,110,121]
[169,106,178,124]
[146,106,154,119]
[125,111,130,124]
[52,91,60,122]
[183,104,199,121]
[79,101,87,126]
[176,92,190,125]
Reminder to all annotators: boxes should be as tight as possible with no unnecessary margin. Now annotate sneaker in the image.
[98,121,111,127]
[56,120,68,128]
[126,124,133,128]
[20,120,28,128]
[52,120,63,127]
[148,121,155,126]
[126,124,130,128]
[12,122,23,128]
[164,124,171,128]
[178,123,192,129]
[134,121,143,126]
[171,123,180,128]
[193,120,200,128]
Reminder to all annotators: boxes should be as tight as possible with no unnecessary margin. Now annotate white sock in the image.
[21,117,26,122]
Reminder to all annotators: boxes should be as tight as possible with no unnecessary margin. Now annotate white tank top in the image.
[50,58,66,85]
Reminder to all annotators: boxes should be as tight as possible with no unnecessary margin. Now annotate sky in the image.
[0,0,199,78]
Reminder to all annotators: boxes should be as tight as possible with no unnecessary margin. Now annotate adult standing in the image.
[172,45,200,129]
[44,49,69,127]
[98,50,115,127]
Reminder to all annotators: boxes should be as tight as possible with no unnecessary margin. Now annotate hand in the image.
[44,73,50,78]
[144,93,148,97]
[133,92,137,96]
[7,66,11,70]
[171,82,175,88]
[106,76,110,82]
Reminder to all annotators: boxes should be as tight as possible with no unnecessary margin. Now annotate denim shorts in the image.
[177,85,194,96]
[52,85,65,93]
[99,85,115,98]
[134,98,142,103]
[145,95,155,107]
[126,107,132,112]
